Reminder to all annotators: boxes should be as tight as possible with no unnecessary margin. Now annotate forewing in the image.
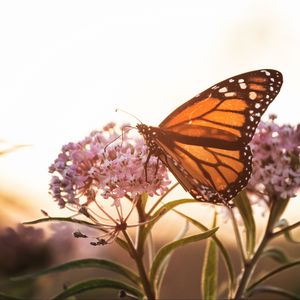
[159,69,282,146]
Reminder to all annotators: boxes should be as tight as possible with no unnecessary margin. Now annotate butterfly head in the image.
[137,124,161,155]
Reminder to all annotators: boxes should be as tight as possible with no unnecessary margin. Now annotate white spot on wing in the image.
[261,70,271,76]
[255,103,261,108]
[218,87,228,93]
[249,91,257,100]
[239,82,247,89]
[224,92,237,97]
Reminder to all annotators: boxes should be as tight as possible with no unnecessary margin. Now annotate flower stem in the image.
[233,235,269,299]
[122,229,156,300]
[233,204,275,299]
[229,208,246,264]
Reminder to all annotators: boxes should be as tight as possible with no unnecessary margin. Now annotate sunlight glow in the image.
[1,0,300,219]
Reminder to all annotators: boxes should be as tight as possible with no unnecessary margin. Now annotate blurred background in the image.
[1,0,300,299]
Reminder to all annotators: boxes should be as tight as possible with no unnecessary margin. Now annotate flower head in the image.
[248,115,300,202]
[48,123,171,245]
[219,116,300,223]
[49,123,170,209]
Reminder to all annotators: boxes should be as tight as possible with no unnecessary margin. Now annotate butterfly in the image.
[137,69,283,207]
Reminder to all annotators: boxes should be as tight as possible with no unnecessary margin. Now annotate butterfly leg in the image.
[144,152,152,182]
[155,156,160,175]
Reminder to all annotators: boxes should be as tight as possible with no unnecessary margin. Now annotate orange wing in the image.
[156,136,252,206]
[160,69,283,148]
[151,69,283,206]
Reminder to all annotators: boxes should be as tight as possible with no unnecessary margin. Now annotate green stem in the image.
[135,197,147,254]
[229,208,246,264]
[233,235,270,299]
[233,203,275,300]
[122,229,155,300]
[247,259,300,292]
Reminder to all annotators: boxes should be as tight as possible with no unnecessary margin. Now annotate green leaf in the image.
[12,258,141,287]
[233,190,256,256]
[201,212,218,300]
[247,285,300,299]
[142,198,197,244]
[23,216,96,227]
[23,217,129,252]
[174,209,235,297]
[150,227,218,286]
[267,197,290,232]
[247,259,300,293]
[50,278,144,300]
[261,247,290,264]
[156,220,190,291]
[146,183,180,216]
[273,219,300,243]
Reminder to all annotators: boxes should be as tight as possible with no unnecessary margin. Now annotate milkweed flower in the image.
[48,123,171,244]
[220,115,300,223]
[248,115,300,202]
[49,122,170,208]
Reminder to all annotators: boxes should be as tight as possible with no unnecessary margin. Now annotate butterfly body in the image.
[138,69,283,207]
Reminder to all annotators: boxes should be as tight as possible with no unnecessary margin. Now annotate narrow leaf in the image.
[233,190,256,256]
[267,198,290,232]
[201,212,218,300]
[12,259,141,287]
[150,227,218,286]
[23,217,96,227]
[261,247,290,264]
[156,220,190,291]
[51,278,144,300]
[142,199,197,244]
[247,259,300,292]
[174,209,235,296]
[248,285,300,299]
[274,219,300,243]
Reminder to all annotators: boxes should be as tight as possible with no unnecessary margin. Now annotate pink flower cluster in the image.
[248,115,300,201]
[49,123,171,209]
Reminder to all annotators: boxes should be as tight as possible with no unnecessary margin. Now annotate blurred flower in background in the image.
[0,222,78,299]
[0,223,78,278]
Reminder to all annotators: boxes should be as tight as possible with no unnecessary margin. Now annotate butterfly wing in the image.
[155,134,252,206]
[155,69,282,205]
[160,69,283,147]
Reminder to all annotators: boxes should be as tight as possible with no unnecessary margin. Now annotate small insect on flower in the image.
[48,123,171,244]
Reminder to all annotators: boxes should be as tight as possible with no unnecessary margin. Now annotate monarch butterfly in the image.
[137,69,283,207]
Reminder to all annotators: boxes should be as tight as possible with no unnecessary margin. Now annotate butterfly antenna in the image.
[103,126,135,153]
[115,108,143,124]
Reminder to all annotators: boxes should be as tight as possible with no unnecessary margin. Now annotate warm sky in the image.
[1,1,300,219]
